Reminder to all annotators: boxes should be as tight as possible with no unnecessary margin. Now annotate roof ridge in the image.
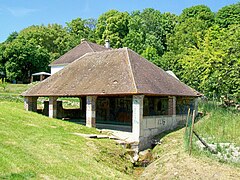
[125,48,138,93]
[84,41,95,52]
[49,43,82,66]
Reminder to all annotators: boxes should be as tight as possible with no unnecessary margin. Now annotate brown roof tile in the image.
[23,48,200,97]
[49,40,109,66]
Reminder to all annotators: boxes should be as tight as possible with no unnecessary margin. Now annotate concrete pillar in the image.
[168,96,176,115]
[86,96,97,128]
[132,95,144,142]
[49,97,58,118]
[24,96,38,112]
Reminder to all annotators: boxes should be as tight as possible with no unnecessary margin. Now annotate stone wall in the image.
[138,115,187,150]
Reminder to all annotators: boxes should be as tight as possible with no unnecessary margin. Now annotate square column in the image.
[24,97,38,112]
[168,96,176,115]
[132,95,144,142]
[86,96,97,128]
[49,97,58,118]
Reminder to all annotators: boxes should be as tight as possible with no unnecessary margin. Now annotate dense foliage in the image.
[0,3,239,100]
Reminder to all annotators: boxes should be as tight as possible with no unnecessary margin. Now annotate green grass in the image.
[0,84,30,102]
[195,101,240,145]
[0,101,133,179]
[0,83,30,94]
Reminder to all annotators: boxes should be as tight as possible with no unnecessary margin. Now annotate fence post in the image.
[189,110,196,155]
[185,108,191,135]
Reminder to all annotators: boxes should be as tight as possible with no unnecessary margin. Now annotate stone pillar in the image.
[132,95,144,142]
[24,96,38,112]
[168,96,176,115]
[49,97,58,118]
[86,96,97,128]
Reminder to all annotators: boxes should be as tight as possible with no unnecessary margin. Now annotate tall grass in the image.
[195,101,240,145]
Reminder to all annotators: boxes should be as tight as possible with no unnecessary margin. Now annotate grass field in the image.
[0,84,30,102]
[0,84,134,179]
[195,101,240,145]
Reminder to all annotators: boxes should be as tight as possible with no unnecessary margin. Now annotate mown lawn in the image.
[0,101,133,179]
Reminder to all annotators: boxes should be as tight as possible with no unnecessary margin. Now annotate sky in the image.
[0,0,239,42]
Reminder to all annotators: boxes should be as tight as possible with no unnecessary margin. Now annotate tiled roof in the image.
[49,40,109,66]
[23,48,200,97]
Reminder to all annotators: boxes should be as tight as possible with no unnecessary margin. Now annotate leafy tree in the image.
[5,31,18,43]
[179,25,240,98]
[96,10,130,48]
[2,24,71,82]
[123,9,177,63]
[96,10,120,42]
[16,24,70,62]
[4,39,50,83]
[66,17,94,46]
[179,5,215,26]
[142,46,160,65]
[216,2,240,28]
[0,43,7,76]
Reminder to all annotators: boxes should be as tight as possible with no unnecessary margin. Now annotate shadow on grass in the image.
[1,171,36,180]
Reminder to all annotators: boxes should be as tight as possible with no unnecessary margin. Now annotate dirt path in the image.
[140,130,240,180]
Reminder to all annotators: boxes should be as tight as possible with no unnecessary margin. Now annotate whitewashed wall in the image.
[50,65,65,75]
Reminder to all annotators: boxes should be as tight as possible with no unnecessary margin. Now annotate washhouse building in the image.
[22,48,200,150]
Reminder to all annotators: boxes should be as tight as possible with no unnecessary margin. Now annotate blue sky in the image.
[0,0,239,42]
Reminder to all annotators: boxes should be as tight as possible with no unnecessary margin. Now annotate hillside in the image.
[0,101,133,179]
[140,103,240,179]
[140,128,240,179]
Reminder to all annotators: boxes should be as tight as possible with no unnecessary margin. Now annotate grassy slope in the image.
[141,129,240,179]
[141,103,240,179]
[0,101,133,179]
[0,84,31,102]
[195,102,240,145]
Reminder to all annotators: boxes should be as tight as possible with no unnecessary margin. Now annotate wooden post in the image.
[189,110,196,155]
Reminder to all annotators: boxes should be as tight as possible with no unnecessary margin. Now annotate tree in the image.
[0,43,7,76]
[96,10,119,41]
[4,38,50,83]
[96,10,130,48]
[142,46,160,65]
[123,9,177,63]
[216,2,240,28]
[179,5,215,26]
[2,24,72,82]
[178,25,240,98]
[66,18,94,46]
[5,31,18,43]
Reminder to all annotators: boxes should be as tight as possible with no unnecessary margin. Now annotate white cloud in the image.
[6,7,38,17]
